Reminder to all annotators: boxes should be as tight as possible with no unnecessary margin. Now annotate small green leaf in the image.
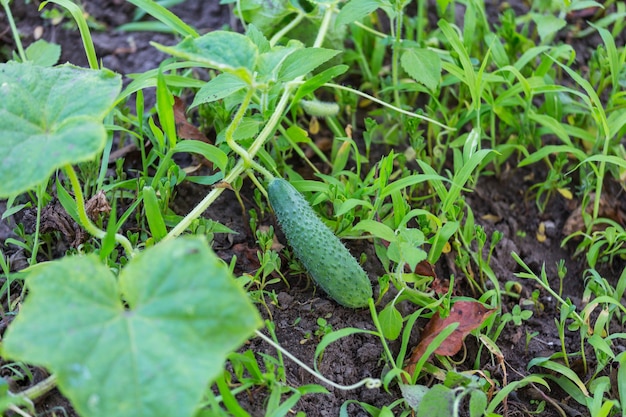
[2,237,262,417]
[293,64,348,103]
[191,73,248,108]
[126,0,198,37]
[416,384,454,417]
[216,117,261,144]
[532,14,566,43]
[399,383,429,410]
[256,44,299,82]
[528,357,589,396]
[25,39,61,66]
[156,67,176,148]
[469,390,487,417]
[353,219,397,242]
[277,48,341,81]
[173,140,228,172]
[0,63,121,198]
[379,304,403,340]
[401,47,441,91]
[245,23,270,53]
[154,31,258,78]
[334,198,374,217]
[142,186,167,241]
[335,0,381,27]
[387,227,427,272]
[238,0,293,37]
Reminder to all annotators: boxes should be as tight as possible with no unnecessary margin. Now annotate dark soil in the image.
[1,1,625,417]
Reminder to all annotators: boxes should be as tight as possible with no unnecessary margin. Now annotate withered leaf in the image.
[404,301,495,378]
[412,259,437,278]
[173,96,209,142]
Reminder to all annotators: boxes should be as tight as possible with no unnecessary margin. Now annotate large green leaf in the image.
[2,237,262,417]
[0,63,121,197]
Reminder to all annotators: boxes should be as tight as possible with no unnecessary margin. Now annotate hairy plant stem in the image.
[323,82,455,131]
[255,330,381,391]
[368,298,399,367]
[19,375,57,401]
[63,165,134,257]
[225,88,256,167]
[269,11,305,47]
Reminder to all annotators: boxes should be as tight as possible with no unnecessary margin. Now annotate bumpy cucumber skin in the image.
[268,178,372,308]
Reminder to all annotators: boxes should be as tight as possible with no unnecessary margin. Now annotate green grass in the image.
[1,0,625,416]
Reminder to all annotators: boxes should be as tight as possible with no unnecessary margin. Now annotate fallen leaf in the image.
[429,278,449,296]
[557,187,573,200]
[258,225,284,252]
[85,190,111,219]
[536,221,547,243]
[481,213,501,223]
[412,259,437,279]
[563,193,626,236]
[40,199,86,247]
[404,301,496,379]
[173,96,209,142]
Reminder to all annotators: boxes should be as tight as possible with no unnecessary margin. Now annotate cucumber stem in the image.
[225,87,255,167]
[269,11,306,47]
[19,374,57,401]
[255,330,381,390]
[63,164,134,257]
[323,82,455,131]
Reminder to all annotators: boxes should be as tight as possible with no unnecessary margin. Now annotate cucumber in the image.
[268,178,372,308]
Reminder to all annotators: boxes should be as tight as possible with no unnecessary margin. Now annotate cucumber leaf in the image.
[2,237,262,417]
[0,63,121,198]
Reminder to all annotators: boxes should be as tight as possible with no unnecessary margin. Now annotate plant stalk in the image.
[255,330,381,391]
[269,11,306,47]
[1,0,27,62]
[19,375,57,401]
[324,82,455,131]
[63,165,134,257]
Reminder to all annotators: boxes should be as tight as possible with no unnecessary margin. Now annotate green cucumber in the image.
[268,178,372,308]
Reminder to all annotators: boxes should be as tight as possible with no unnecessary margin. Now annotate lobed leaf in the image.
[2,237,262,417]
[0,63,121,198]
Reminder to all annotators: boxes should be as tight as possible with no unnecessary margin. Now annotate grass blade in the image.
[126,0,198,38]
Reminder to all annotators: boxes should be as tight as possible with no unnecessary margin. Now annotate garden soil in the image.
[1,1,625,416]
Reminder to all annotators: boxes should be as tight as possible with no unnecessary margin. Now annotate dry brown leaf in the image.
[85,190,111,219]
[173,96,209,142]
[404,300,495,378]
[563,193,625,236]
